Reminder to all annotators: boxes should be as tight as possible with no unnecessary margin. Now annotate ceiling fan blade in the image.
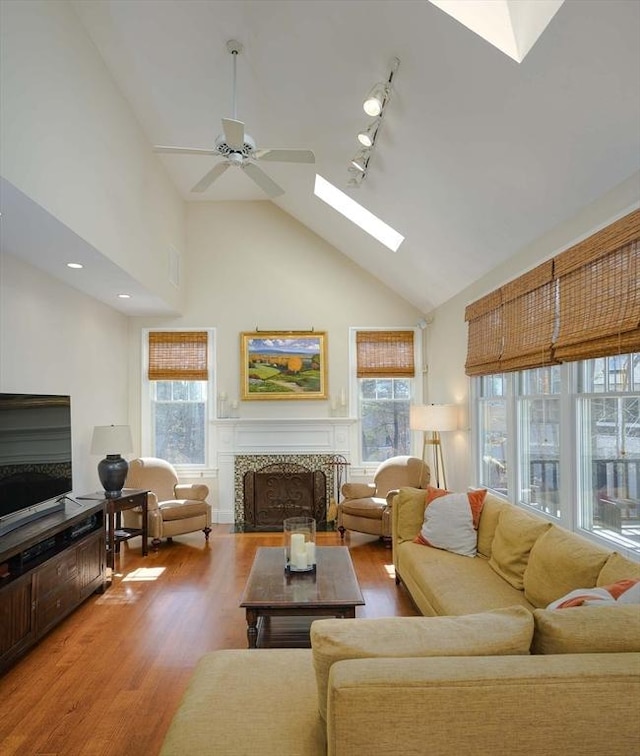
[191,162,230,193]
[254,148,315,164]
[222,118,245,149]
[242,163,284,198]
[154,145,218,156]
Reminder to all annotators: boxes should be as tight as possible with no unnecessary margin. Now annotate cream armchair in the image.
[124,457,212,547]
[337,455,430,541]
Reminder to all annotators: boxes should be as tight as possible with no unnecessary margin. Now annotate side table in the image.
[79,488,149,570]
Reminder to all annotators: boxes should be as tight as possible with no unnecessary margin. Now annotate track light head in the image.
[350,150,370,173]
[357,120,380,148]
[363,83,388,117]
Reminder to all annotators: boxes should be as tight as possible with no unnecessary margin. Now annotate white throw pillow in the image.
[418,492,477,557]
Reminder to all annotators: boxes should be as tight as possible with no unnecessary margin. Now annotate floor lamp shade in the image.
[90,425,133,498]
[409,405,458,489]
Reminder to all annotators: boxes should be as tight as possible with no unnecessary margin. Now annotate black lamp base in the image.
[97,454,129,498]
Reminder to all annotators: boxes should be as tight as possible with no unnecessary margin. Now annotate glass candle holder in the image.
[283,516,316,573]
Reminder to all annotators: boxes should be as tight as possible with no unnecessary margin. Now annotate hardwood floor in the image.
[0,526,418,755]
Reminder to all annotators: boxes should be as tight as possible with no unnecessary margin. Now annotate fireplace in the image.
[234,453,348,531]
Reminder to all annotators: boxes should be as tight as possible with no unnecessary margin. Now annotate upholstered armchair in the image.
[124,457,212,547]
[337,455,430,541]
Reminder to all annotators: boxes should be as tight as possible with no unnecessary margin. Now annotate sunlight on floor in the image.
[384,564,396,579]
[122,567,166,582]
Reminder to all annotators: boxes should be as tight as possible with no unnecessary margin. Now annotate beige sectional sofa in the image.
[161,488,640,756]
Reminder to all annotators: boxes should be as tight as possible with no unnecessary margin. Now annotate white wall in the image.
[0,0,184,311]
[0,252,130,495]
[427,172,640,492]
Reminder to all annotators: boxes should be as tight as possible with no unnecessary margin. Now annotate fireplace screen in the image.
[243,462,327,531]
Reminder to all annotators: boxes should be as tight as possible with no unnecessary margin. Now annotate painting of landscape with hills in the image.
[241,332,327,400]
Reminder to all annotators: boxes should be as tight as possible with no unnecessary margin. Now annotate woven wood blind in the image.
[464,290,503,376]
[465,209,640,376]
[554,238,639,362]
[500,260,557,372]
[148,331,208,381]
[356,330,415,378]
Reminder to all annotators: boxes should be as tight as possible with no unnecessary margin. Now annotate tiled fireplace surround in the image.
[215,418,354,526]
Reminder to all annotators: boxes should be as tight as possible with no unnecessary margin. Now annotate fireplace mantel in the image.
[215,417,354,523]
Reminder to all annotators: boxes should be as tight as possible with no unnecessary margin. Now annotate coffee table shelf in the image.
[239,546,365,648]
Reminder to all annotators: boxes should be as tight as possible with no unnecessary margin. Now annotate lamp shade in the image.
[90,425,133,455]
[410,404,458,432]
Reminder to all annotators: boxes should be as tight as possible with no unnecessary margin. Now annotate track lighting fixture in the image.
[363,82,388,117]
[347,57,399,187]
[357,120,380,148]
[350,150,370,173]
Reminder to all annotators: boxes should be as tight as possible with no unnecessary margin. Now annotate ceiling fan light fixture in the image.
[363,83,388,116]
[357,120,380,147]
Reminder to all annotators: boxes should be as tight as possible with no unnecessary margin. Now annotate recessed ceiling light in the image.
[67,262,83,269]
[314,174,404,252]
[118,293,131,299]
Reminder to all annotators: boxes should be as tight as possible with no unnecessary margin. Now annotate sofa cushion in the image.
[531,604,640,654]
[311,606,533,721]
[597,551,640,585]
[476,493,508,558]
[488,506,551,590]
[414,489,487,557]
[158,500,209,521]
[160,649,325,756]
[339,497,386,520]
[394,487,427,543]
[523,526,611,608]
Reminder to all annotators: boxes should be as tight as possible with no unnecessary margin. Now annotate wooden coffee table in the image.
[239,546,365,648]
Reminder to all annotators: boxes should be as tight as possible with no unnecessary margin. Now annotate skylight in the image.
[314,175,404,252]
[428,0,565,63]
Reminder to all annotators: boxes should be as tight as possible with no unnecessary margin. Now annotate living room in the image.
[1,1,639,754]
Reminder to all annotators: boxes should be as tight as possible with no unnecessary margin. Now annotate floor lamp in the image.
[410,404,458,490]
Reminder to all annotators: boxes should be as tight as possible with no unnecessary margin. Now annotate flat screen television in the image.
[0,393,72,536]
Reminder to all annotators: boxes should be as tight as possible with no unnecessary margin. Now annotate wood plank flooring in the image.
[0,526,418,756]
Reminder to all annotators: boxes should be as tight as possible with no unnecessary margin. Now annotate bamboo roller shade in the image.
[356,330,415,378]
[148,331,208,381]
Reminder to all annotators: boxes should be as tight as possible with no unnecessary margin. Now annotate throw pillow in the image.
[413,487,487,557]
[546,578,640,609]
[311,606,534,721]
[488,506,551,590]
[531,604,640,654]
[523,525,610,608]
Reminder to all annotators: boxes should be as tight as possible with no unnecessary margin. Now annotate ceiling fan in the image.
[153,40,315,198]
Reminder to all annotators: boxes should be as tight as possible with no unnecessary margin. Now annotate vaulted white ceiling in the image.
[20,1,640,313]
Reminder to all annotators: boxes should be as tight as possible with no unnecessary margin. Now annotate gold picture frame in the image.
[241,332,327,400]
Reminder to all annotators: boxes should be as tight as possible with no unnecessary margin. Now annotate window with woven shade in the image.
[554,211,640,363]
[356,330,415,378]
[148,331,208,381]
[146,330,210,466]
[354,329,416,462]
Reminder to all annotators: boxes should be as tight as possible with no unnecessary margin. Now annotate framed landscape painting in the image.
[241,331,327,400]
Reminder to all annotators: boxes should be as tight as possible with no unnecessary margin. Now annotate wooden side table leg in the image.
[246,609,259,648]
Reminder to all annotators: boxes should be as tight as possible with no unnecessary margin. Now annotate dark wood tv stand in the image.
[0,497,106,674]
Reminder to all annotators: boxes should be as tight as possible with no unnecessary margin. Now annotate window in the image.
[477,373,508,493]
[146,330,211,467]
[467,211,639,555]
[473,354,640,555]
[518,366,561,516]
[354,329,416,463]
[577,354,640,551]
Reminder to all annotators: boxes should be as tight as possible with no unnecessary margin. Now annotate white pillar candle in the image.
[293,548,308,569]
[305,542,316,565]
[340,388,346,406]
